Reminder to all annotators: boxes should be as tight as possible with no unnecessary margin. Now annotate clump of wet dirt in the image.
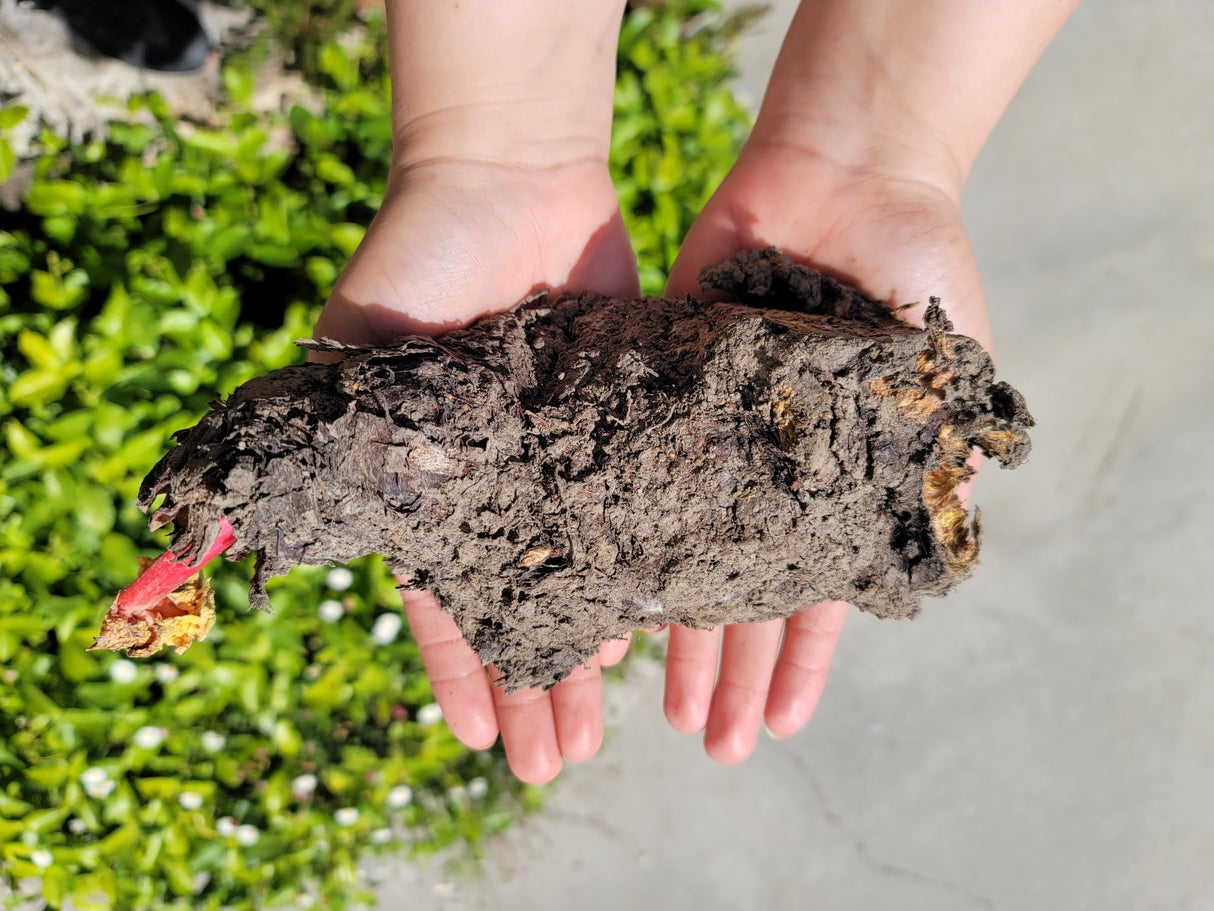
[133,249,1034,690]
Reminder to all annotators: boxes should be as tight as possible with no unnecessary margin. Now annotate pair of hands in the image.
[313,141,992,784]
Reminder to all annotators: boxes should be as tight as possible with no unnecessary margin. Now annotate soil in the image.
[137,249,1034,690]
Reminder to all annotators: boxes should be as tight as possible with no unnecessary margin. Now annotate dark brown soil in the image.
[138,249,1033,690]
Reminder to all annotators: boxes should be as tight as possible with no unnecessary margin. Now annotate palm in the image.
[316,160,639,341]
[314,160,640,783]
[670,144,990,346]
[664,143,992,761]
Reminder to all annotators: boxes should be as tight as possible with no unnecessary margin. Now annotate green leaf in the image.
[329,223,365,257]
[8,367,72,407]
[222,62,256,106]
[0,103,28,129]
[163,856,195,896]
[30,268,90,310]
[17,329,61,369]
[0,137,14,184]
[42,864,71,908]
[319,42,359,91]
[315,154,356,187]
[26,180,87,216]
[26,764,68,788]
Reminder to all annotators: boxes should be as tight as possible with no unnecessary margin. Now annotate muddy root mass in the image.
[138,249,1033,690]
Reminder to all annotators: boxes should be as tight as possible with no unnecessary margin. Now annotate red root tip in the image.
[115,517,236,620]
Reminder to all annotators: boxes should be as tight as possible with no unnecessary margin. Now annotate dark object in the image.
[137,250,1034,690]
[34,0,211,72]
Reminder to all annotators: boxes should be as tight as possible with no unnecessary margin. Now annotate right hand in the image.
[661,136,993,764]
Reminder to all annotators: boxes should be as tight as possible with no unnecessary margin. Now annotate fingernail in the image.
[764,724,789,741]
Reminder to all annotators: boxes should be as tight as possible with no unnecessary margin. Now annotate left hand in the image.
[313,156,640,783]
[661,138,993,762]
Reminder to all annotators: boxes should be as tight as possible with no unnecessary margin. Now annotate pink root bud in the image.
[114,517,236,621]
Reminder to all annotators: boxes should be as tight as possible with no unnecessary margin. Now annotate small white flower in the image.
[68,818,87,835]
[370,613,402,645]
[201,731,226,753]
[235,824,260,846]
[416,703,443,727]
[133,726,167,750]
[31,849,53,869]
[385,785,413,809]
[318,599,345,622]
[446,785,467,804]
[370,827,393,845]
[81,767,115,800]
[154,663,180,684]
[216,816,238,837]
[325,567,354,591]
[467,777,489,800]
[334,807,359,827]
[109,659,138,684]
[291,774,318,798]
[86,778,115,799]
[178,791,204,811]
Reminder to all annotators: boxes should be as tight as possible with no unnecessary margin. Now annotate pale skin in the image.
[315,0,1080,782]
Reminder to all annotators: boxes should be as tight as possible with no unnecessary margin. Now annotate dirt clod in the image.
[134,249,1034,690]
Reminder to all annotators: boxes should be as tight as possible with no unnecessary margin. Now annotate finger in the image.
[596,633,631,668]
[764,600,848,739]
[703,619,785,764]
[401,590,499,750]
[665,210,742,297]
[490,670,563,784]
[663,625,721,734]
[549,659,604,763]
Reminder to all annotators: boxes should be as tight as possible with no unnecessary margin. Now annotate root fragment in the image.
[104,249,1034,689]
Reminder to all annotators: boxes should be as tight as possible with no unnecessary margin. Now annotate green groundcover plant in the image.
[0,2,751,907]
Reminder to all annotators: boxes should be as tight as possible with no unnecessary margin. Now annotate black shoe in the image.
[33,0,212,73]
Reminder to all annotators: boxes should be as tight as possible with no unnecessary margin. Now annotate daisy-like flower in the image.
[467,777,489,800]
[235,824,260,846]
[318,599,345,622]
[291,774,319,798]
[385,785,413,809]
[325,567,354,591]
[109,659,138,684]
[154,663,180,685]
[81,767,115,800]
[216,816,238,837]
[200,731,226,753]
[178,791,204,811]
[133,726,167,750]
[416,703,443,727]
[68,818,87,835]
[370,613,402,645]
[31,849,53,868]
[334,807,359,827]
[370,827,394,845]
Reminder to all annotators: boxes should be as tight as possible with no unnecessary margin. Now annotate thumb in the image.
[665,194,749,299]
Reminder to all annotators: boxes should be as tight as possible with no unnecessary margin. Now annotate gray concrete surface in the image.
[375,2,1214,908]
